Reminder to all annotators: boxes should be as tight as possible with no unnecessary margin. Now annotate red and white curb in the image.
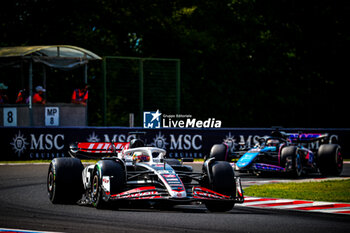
[238,196,350,215]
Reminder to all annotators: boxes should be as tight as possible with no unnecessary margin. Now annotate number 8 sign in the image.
[3,107,17,126]
[45,107,59,126]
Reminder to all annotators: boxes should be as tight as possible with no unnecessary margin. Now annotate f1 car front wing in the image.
[108,177,244,203]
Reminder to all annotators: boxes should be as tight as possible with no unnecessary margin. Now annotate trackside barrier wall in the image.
[0,127,349,160]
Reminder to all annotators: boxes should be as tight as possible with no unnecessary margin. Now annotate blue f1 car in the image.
[211,131,343,177]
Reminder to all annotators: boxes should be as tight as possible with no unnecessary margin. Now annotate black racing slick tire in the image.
[47,158,84,204]
[205,161,236,212]
[318,144,343,176]
[209,144,230,161]
[91,160,125,209]
[281,146,303,178]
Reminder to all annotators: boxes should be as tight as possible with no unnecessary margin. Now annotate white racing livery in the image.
[47,137,244,212]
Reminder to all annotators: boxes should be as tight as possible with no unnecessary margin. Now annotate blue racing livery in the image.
[231,130,343,177]
[236,147,276,169]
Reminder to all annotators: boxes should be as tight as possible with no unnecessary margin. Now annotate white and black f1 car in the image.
[47,138,244,212]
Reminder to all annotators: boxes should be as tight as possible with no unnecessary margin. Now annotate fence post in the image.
[102,57,107,126]
[129,113,134,127]
[29,59,33,126]
[139,59,144,126]
[176,60,181,114]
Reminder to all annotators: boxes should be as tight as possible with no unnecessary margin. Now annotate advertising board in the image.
[0,127,349,160]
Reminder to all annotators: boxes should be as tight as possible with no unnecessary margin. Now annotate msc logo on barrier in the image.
[143,110,162,129]
[10,130,65,158]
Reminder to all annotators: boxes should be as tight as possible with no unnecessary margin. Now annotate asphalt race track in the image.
[0,163,349,233]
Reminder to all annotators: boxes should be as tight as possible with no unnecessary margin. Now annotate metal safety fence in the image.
[102,56,180,126]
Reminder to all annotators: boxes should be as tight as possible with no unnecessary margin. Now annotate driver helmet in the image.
[266,139,280,147]
[132,152,150,162]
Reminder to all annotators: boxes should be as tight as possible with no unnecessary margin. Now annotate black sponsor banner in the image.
[0,127,349,160]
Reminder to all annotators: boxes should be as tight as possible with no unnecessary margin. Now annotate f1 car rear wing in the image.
[271,130,329,143]
[287,133,329,143]
[69,142,130,159]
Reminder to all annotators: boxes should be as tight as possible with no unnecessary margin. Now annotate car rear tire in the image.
[47,158,84,204]
[318,144,342,176]
[209,144,230,161]
[205,161,236,212]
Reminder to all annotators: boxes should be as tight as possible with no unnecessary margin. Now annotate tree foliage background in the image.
[1,0,349,127]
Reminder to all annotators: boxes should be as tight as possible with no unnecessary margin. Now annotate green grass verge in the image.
[244,179,350,203]
[0,160,51,164]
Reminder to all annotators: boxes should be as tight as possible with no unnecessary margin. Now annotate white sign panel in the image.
[3,107,17,126]
[45,107,59,126]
